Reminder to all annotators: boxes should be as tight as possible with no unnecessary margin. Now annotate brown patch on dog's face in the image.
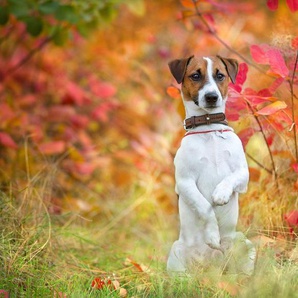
[181,57,207,102]
[210,56,231,99]
[181,56,231,102]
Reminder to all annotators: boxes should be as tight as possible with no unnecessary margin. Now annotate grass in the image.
[1,186,298,298]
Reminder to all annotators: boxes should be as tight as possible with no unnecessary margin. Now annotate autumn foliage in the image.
[0,0,297,237]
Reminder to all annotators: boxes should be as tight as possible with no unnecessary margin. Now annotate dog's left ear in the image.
[168,55,194,84]
[217,55,238,84]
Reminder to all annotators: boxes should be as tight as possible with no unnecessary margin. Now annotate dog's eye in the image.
[189,73,201,81]
[216,72,225,81]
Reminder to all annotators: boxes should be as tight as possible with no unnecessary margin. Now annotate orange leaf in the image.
[249,167,261,182]
[255,101,287,116]
[180,0,196,8]
[166,86,181,99]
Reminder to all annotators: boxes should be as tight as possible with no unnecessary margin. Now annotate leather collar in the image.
[184,113,228,130]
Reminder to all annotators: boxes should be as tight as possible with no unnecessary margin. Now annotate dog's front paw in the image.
[205,222,221,249]
[212,183,233,206]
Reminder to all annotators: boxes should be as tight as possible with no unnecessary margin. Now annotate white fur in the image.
[167,57,256,275]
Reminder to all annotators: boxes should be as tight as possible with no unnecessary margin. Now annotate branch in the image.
[289,50,298,163]
[246,152,272,175]
[2,36,52,81]
[191,0,267,75]
[245,99,278,180]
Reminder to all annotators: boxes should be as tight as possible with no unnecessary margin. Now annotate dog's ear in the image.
[168,55,194,84]
[217,56,238,84]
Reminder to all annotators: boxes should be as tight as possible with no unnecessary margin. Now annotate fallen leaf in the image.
[119,288,128,297]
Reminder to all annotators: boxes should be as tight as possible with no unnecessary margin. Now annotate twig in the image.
[245,99,278,181]
[246,152,272,175]
[2,36,52,81]
[289,50,298,163]
[0,24,14,45]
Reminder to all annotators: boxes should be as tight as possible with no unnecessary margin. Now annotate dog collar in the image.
[183,113,227,130]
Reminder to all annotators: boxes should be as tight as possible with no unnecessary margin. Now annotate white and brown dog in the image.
[167,55,256,275]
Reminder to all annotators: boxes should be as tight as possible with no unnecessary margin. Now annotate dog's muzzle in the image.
[205,92,219,105]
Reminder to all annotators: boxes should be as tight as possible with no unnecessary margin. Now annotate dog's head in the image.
[168,55,238,111]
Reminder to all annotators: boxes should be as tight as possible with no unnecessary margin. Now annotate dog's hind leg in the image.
[167,241,187,273]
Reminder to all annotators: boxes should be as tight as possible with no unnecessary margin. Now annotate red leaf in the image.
[292,36,298,50]
[250,44,270,64]
[74,162,96,176]
[62,82,88,106]
[251,45,289,77]
[267,0,279,10]
[47,106,75,122]
[284,210,298,226]
[89,76,117,99]
[0,132,18,149]
[91,278,106,290]
[39,141,66,155]
[292,163,298,173]
[286,0,298,12]
[70,114,89,129]
[237,127,255,148]
[269,77,284,93]
[255,101,287,115]
[234,63,248,87]
[267,48,289,78]
[266,133,274,146]
[257,89,272,97]
[0,290,9,298]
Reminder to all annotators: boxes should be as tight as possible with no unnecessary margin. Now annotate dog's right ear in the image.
[168,55,194,84]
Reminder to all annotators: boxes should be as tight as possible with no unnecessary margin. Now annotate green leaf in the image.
[38,1,59,15]
[8,0,30,18]
[51,26,68,46]
[24,17,43,37]
[55,5,79,24]
[99,5,117,23]
[0,6,9,25]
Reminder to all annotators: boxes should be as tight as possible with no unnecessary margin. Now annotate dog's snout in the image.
[205,92,218,104]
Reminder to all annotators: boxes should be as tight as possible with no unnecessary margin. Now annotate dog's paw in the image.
[205,222,221,249]
[212,183,233,206]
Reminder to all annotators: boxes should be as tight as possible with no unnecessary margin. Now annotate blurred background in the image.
[0,0,297,274]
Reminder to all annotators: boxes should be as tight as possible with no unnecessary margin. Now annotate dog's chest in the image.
[175,131,241,175]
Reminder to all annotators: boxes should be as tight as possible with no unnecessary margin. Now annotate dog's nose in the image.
[205,92,218,104]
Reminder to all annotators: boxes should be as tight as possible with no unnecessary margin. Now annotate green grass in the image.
[1,190,298,298]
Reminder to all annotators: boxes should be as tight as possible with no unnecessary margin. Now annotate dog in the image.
[167,55,256,275]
